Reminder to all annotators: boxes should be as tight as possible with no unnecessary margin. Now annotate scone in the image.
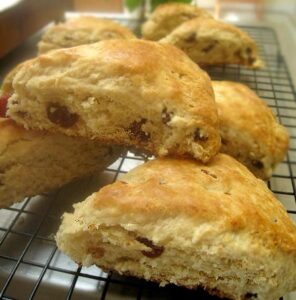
[56,155,296,300]
[0,74,122,207]
[213,81,289,180]
[7,40,220,163]
[38,16,136,54]
[141,3,212,41]
[160,18,263,68]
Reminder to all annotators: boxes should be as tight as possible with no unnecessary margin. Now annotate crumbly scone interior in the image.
[8,92,217,162]
[57,198,294,300]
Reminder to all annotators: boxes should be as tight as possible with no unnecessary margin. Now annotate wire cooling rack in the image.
[0,20,296,300]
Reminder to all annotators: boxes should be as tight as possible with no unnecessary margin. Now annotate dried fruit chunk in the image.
[87,246,105,259]
[202,41,218,53]
[184,32,196,43]
[161,108,172,124]
[47,103,78,128]
[136,237,164,258]
[128,119,150,142]
[194,128,208,142]
[251,160,264,169]
[0,94,10,118]
[201,169,217,179]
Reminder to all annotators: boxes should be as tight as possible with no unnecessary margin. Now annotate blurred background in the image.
[0,0,295,83]
[0,0,296,56]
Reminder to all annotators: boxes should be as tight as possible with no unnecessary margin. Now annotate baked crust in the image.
[160,17,263,68]
[38,16,136,54]
[213,81,289,180]
[0,117,122,207]
[56,155,296,300]
[142,3,212,41]
[7,39,220,162]
[1,63,26,95]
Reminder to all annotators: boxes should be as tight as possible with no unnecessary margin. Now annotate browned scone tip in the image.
[38,15,137,54]
[212,80,289,180]
[142,2,212,41]
[7,39,221,163]
[56,154,296,300]
[160,17,263,68]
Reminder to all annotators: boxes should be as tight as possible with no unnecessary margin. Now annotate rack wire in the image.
[0,20,295,300]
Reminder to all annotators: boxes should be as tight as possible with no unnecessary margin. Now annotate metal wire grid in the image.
[0,24,295,300]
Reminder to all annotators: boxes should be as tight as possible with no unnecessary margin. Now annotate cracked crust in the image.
[160,17,263,68]
[56,155,296,300]
[38,16,136,54]
[7,39,220,162]
[213,81,289,180]
[142,3,212,41]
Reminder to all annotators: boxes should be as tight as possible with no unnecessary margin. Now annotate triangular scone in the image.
[0,69,122,208]
[7,40,220,163]
[142,3,212,41]
[160,18,263,68]
[213,81,289,180]
[38,16,136,54]
[56,155,296,300]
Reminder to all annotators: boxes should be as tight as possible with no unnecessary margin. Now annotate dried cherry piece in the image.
[245,293,258,299]
[194,128,208,142]
[202,40,218,53]
[47,103,78,128]
[128,118,150,142]
[184,32,196,43]
[201,169,217,179]
[0,94,10,118]
[251,160,263,169]
[161,108,171,124]
[136,237,164,258]
[87,246,105,259]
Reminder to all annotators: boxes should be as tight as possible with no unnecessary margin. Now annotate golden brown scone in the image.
[213,81,289,180]
[160,17,263,68]
[142,3,212,41]
[38,16,136,54]
[0,72,122,207]
[0,118,122,208]
[56,155,296,300]
[7,40,220,163]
